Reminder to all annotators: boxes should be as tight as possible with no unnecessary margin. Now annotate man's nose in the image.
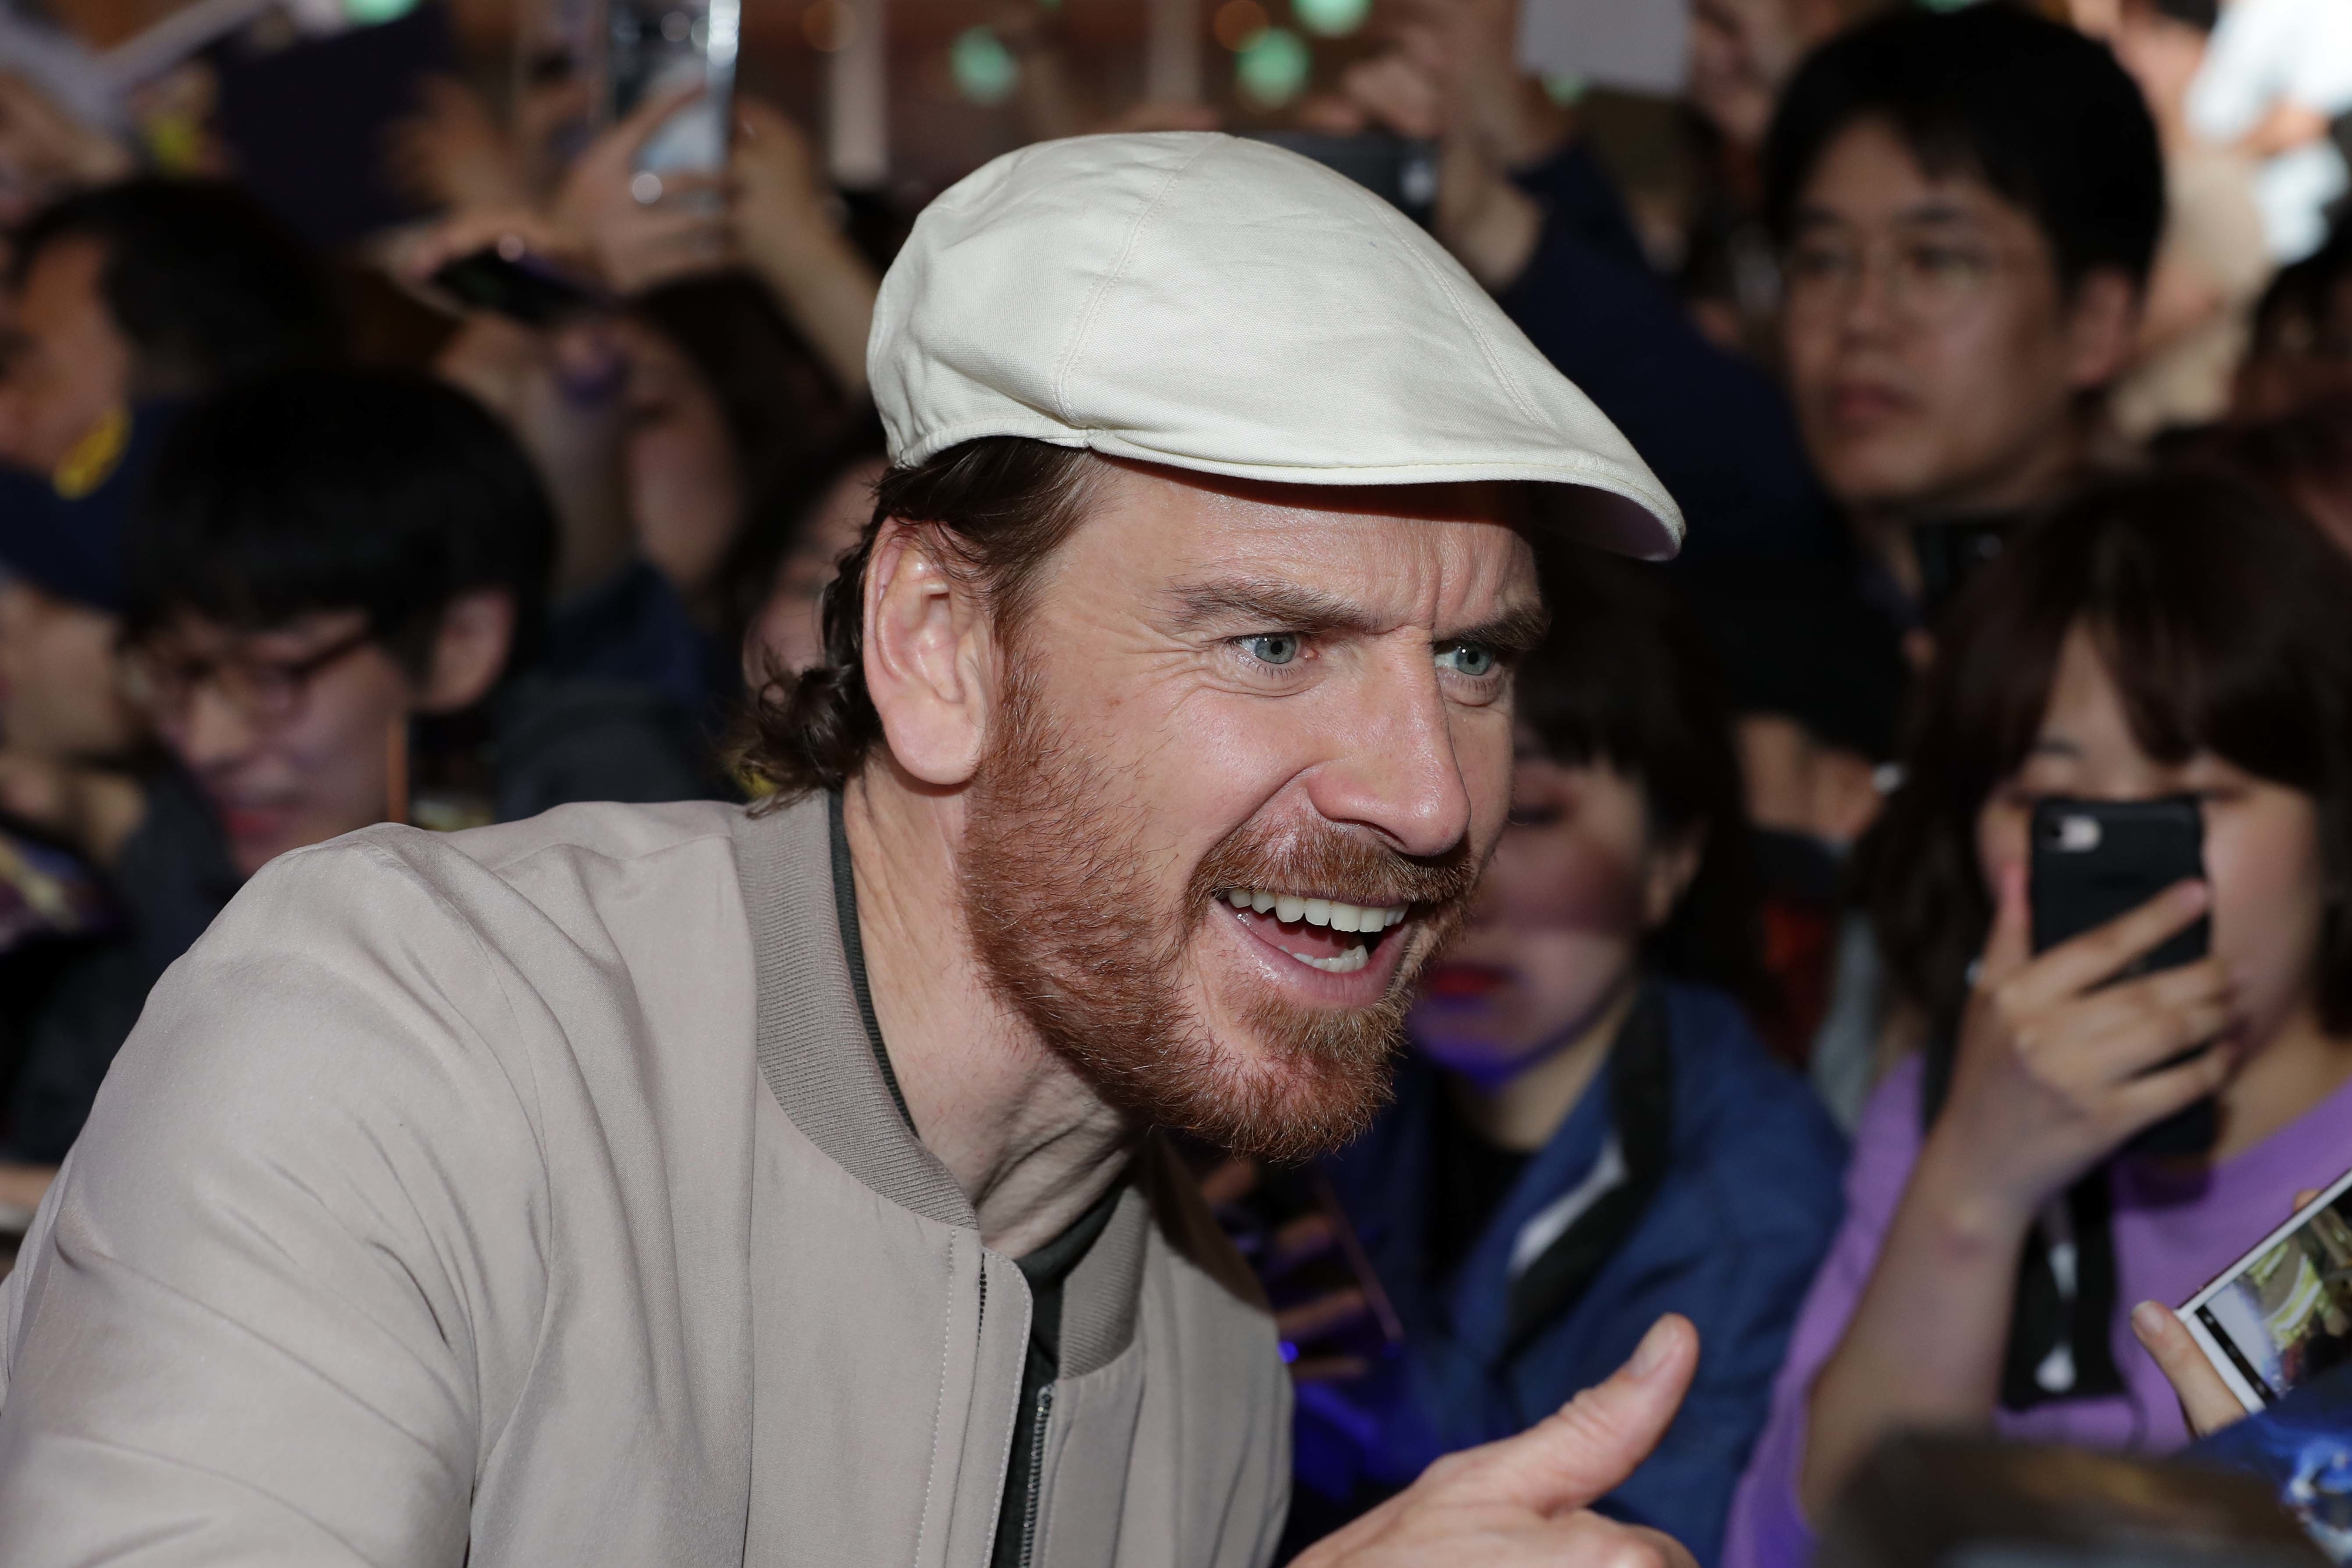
[1300,657,1475,860]
[172,684,260,774]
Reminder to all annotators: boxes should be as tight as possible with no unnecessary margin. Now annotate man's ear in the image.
[862,519,994,788]
[417,589,516,714]
[2063,266,2143,392]
[1641,823,1707,932]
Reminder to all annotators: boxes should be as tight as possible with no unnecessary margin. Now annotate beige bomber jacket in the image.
[0,793,1291,1567]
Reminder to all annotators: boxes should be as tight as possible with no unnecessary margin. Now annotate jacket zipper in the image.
[1016,1383,1053,1568]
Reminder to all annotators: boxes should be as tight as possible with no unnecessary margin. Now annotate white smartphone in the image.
[2179,1164,2352,1413]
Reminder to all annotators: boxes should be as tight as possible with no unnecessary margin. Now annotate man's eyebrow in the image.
[1164,579,1389,636]
[1445,603,1551,655]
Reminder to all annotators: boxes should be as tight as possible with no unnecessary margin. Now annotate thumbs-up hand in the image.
[1292,1315,1700,1568]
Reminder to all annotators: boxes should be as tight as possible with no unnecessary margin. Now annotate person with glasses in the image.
[1765,5,2163,633]
[122,368,717,877]
[0,368,713,1223]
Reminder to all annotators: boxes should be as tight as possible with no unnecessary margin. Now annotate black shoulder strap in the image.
[1919,1027,2124,1407]
[1503,984,1675,1356]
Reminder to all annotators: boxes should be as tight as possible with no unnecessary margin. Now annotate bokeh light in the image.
[1292,0,1367,38]
[1212,0,1270,51]
[951,26,1021,105]
[1236,26,1310,107]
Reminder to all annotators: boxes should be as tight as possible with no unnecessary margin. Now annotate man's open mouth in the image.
[1217,888,1408,975]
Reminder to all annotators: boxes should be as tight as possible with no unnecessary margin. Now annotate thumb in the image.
[1979,858,2032,989]
[1435,1314,1698,1514]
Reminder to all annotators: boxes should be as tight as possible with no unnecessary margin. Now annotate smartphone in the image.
[2030,795,2215,1156]
[428,248,606,326]
[2179,1165,2352,1415]
[606,0,738,182]
[1240,132,1439,230]
[1912,517,2009,620]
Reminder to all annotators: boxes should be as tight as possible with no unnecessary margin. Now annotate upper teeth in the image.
[1221,889,1406,931]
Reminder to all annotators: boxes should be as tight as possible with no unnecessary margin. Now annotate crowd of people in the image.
[0,0,2350,1564]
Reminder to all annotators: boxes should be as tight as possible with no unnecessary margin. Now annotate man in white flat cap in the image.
[0,135,1700,1567]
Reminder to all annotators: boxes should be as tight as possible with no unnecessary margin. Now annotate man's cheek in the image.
[1455,709,1517,860]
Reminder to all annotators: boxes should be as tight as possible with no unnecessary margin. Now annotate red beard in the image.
[958,665,1479,1161]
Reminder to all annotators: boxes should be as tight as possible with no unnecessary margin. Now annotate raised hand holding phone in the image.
[1925,861,2237,1223]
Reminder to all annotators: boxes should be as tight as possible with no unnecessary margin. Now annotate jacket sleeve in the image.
[0,838,553,1567]
[1720,1057,1929,1568]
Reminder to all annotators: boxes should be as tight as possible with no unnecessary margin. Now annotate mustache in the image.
[1187,816,1482,919]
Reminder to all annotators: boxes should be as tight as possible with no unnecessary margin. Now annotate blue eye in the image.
[1242,633,1301,666]
[1436,641,1499,677]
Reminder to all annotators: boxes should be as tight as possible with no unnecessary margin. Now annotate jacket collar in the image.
[729,790,975,1229]
[729,789,1165,1371]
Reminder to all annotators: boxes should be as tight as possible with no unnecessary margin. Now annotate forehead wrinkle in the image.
[1065,468,1536,638]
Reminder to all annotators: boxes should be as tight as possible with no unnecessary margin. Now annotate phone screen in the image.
[2183,1164,2352,1412]
[607,0,738,177]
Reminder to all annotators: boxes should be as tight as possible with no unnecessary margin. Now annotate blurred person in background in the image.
[1682,0,1891,357]
[126,369,709,875]
[728,415,886,689]
[1724,473,2352,1566]
[2234,225,2352,417]
[2186,0,2352,265]
[1321,0,1847,569]
[0,404,183,1226]
[0,369,713,1224]
[422,90,870,717]
[1281,549,1845,1566]
[2098,0,2273,441]
[1765,5,2161,627]
[0,178,336,483]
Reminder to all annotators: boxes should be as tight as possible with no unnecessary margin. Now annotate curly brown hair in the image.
[736,437,1102,800]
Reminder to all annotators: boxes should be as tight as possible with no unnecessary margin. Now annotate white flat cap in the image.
[868,132,1683,559]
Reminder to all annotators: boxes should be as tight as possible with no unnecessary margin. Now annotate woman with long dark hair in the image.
[1726,473,2352,1567]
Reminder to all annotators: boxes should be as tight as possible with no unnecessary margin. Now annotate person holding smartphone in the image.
[1723,472,2352,1567]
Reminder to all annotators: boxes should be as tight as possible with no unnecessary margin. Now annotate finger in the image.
[1976,858,2033,991]
[1432,1314,1698,1514]
[2131,1300,2247,1436]
[1276,1286,1368,1342]
[2061,959,2235,1083]
[2104,1039,2234,1138]
[2299,1188,2323,1211]
[2009,880,2210,1011]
